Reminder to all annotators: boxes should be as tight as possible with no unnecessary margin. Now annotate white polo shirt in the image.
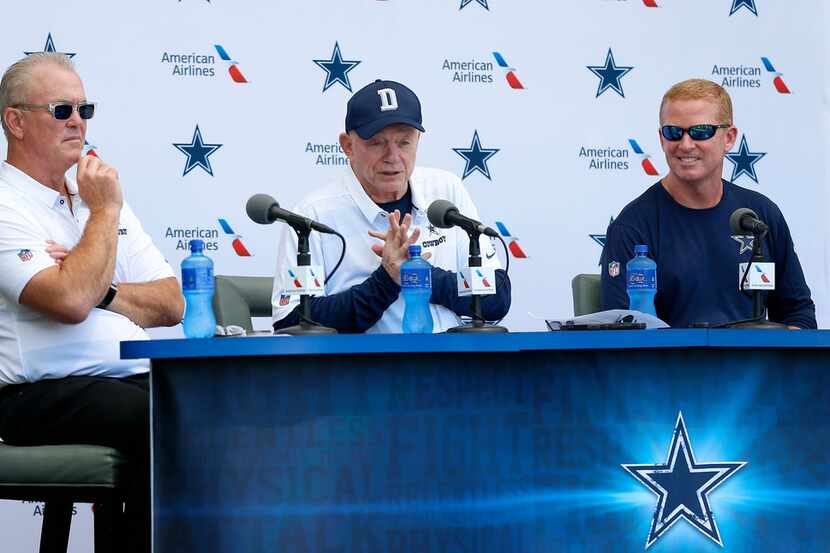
[271,166,500,333]
[0,162,175,386]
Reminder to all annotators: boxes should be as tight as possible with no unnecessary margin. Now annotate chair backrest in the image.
[212,275,274,332]
[571,273,601,316]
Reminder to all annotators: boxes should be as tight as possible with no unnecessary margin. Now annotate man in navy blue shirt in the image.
[601,79,816,328]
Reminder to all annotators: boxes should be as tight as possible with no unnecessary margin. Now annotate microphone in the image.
[246,194,336,235]
[427,199,499,238]
[729,208,768,235]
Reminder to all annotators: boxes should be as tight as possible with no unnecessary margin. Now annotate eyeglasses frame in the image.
[660,123,732,142]
[11,101,96,120]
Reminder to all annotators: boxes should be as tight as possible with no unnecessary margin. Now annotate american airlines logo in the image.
[160,44,248,82]
[494,222,528,258]
[441,51,526,89]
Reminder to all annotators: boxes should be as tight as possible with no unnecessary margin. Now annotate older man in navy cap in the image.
[272,79,511,333]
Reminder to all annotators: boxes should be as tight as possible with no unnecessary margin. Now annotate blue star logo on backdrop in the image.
[24,33,75,57]
[730,0,758,16]
[589,233,607,248]
[590,217,614,265]
[732,235,755,255]
[725,135,766,183]
[173,126,222,177]
[590,217,615,248]
[313,42,361,92]
[590,234,607,266]
[622,412,746,549]
[587,49,633,98]
[459,0,489,10]
[453,130,500,180]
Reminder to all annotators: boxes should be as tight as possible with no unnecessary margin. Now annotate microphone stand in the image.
[279,225,337,336]
[749,231,765,321]
[722,228,786,329]
[447,230,508,333]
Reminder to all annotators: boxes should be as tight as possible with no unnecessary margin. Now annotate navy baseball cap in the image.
[345,79,425,139]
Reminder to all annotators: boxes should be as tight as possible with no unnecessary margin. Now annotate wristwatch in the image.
[97,283,119,309]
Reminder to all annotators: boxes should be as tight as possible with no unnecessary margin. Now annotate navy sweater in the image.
[600,180,816,328]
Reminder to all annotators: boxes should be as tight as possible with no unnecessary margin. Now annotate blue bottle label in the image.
[401,267,431,289]
[627,268,656,290]
[182,267,214,291]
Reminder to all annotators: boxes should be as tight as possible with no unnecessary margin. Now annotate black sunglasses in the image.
[661,124,730,141]
[13,102,96,120]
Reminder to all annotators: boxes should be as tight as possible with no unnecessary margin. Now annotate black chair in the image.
[0,442,127,552]
[212,275,274,332]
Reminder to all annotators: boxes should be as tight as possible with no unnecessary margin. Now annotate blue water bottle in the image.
[181,239,216,338]
[401,245,434,333]
[626,244,657,316]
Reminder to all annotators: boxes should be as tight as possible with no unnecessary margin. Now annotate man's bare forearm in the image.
[106,277,184,328]
[20,208,119,323]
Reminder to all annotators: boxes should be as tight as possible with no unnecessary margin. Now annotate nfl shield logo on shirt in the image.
[17,249,33,262]
[608,260,620,277]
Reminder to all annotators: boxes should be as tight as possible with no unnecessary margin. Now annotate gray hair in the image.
[0,53,77,137]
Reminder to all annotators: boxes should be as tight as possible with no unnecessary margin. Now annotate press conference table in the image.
[122,330,830,553]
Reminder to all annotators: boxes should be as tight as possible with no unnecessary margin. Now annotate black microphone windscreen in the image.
[246,193,278,225]
[729,207,758,234]
[427,199,457,229]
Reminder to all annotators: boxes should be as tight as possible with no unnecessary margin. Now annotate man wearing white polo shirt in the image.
[272,79,511,333]
[0,53,183,553]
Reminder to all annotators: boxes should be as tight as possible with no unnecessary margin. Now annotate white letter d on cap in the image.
[377,88,398,112]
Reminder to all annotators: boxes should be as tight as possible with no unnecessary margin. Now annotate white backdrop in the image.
[2,1,828,550]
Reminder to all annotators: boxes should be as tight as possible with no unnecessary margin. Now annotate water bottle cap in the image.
[408,244,422,257]
[189,239,205,253]
[634,244,648,255]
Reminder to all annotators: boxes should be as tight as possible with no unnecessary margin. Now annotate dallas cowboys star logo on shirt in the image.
[732,235,755,255]
[725,135,766,183]
[173,125,223,177]
[587,48,633,98]
[622,412,746,549]
[453,130,500,180]
[24,33,75,58]
[730,0,758,16]
[313,42,361,92]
